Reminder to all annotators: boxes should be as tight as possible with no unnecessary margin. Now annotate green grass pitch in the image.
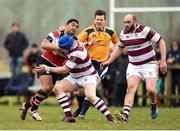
[0,104,180,130]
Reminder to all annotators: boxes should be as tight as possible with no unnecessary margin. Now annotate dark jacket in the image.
[167,50,180,77]
[4,32,29,58]
[26,50,42,70]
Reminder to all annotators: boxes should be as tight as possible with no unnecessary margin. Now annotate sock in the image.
[80,97,91,116]
[25,99,34,109]
[76,95,85,109]
[30,89,48,111]
[123,105,131,119]
[151,101,157,108]
[93,98,114,121]
[57,94,73,117]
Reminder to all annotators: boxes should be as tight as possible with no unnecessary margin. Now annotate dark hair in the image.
[31,43,38,48]
[170,40,180,50]
[12,22,20,27]
[66,19,79,25]
[95,9,106,20]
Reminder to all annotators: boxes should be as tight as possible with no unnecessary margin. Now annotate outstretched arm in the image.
[41,39,62,51]
[159,38,167,74]
[101,44,123,68]
[35,64,70,74]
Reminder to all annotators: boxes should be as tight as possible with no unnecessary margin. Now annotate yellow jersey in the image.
[78,25,119,62]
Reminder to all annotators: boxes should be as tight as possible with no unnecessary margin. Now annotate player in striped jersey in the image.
[101,14,167,122]
[35,35,115,123]
[20,19,79,121]
[74,9,119,119]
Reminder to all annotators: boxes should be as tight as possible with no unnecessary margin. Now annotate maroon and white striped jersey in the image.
[65,41,97,78]
[119,24,161,65]
[41,30,67,66]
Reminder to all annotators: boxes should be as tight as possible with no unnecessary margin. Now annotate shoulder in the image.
[48,30,60,39]
[82,25,95,34]
[119,29,125,39]
[139,24,152,33]
[104,26,116,37]
[105,26,114,34]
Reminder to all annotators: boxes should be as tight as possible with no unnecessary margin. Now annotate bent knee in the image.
[85,93,97,103]
[43,84,54,93]
[53,85,65,94]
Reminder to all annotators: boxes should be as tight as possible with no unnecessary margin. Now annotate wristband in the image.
[45,65,50,73]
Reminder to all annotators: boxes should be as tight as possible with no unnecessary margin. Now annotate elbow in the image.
[41,40,47,49]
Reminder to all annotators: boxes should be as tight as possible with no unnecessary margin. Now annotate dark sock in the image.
[80,98,91,116]
[25,99,34,109]
[76,95,85,109]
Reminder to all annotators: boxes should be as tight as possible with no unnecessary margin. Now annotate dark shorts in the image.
[37,56,65,84]
[91,60,108,78]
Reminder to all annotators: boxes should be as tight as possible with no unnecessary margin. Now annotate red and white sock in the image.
[93,98,114,121]
[57,94,73,117]
[123,105,131,119]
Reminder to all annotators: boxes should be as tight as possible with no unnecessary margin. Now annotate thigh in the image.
[84,82,97,99]
[127,75,141,92]
[145,77,157,91]
[54,78,78,94]
[39,75,54,92]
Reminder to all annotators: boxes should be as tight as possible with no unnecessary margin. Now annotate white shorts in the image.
[126,63,158,80]
[65,74,100,88]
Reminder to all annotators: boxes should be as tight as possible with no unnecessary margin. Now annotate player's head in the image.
[94,9,106,30]
[123,14,137,33]
[58,34,74,51]
[65,19,79,36]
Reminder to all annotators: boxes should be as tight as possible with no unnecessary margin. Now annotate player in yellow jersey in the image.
[73,9,119,119]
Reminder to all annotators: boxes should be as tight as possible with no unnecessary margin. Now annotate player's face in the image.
[123,17,135,32]
[94,15,106,30]
[66,22,79,36]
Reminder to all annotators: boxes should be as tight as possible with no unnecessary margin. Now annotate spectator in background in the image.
[112,48,129,106]
[167,40,180,107]
[25,43,42,86]
[4,22,29,78]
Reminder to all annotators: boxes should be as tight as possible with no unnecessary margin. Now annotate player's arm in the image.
[101,43,123,68]
[48,65,70,74]
[41,29,65,52]
[35,64,70,74]
[108,43,123,64]
[158,38,167,74]
[41,38,63,52]
[147,27,167,74]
